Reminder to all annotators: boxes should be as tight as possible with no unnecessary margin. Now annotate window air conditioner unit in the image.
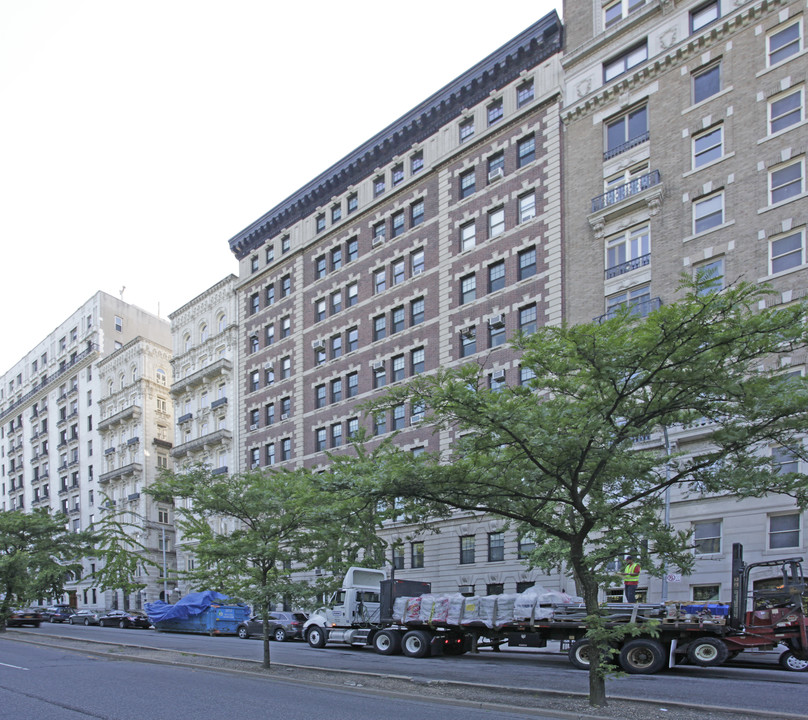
[372,236,384,247]
[314,567,323,576]
[492,371,506,383]
[264,362,274,371]
[412,266,424,275]
[410,416,422,425]
[280,413,289,421]
[488,167,505,183]
[488,314,506,328]
[522,209,536,221]
[312,339,325,351]
[372,361,385,371]
[249,423,258,431]
[460,327,475,339]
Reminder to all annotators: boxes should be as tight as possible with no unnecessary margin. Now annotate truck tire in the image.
[619,638,666,674]
[306,626,327,648]
[686,636,729,667]
[779,650,808,671]
[372,629,402,655]
[568,639,593,670]
[402,629,432,658]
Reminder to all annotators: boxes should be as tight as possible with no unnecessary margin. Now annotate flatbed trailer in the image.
[303,544,808,674]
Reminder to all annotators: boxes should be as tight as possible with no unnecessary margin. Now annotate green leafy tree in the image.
[149,463,387,668]
[0,509,93,629]
[360,278,808,707]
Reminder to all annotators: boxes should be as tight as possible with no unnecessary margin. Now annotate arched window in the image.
[200,324,208,343]
[156,368,167,386]
[183,333,191,352]
[107,380,114,397]
[131,365,137,383]
[217,313,226,333]
[119,373,125,390]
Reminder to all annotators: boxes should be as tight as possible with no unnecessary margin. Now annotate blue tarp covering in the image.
[145,591,229,623]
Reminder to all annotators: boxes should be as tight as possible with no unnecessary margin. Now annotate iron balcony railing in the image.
[605,253,651,279]
[592,169,660,212]
[594,296,662,324]
[603,131,649,161]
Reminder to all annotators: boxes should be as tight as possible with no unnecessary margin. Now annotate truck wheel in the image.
[686,637,729,667]
[307,626,327,649]
[780,650,808,671]
[568,639,593,670]
[402,629,432,658]
[619,638,666,674]
[372,629,402,655]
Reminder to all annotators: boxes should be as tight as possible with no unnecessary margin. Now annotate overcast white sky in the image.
[0,0,559,372]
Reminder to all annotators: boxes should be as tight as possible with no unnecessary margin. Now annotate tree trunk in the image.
[570,550,608,708]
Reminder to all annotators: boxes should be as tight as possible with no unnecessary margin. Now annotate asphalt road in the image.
[0,640,562,720]
[9,623,808,718]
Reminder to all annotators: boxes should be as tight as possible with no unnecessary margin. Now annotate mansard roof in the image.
[228,11,562,260]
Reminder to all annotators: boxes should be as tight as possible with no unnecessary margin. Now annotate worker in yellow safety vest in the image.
[623,555,641,603]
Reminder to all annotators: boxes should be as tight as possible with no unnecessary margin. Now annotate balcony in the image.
[127,436,140,446]
[603,131,649,161]
[171,429,232,458]
[171,358,232,396]
[98,405,141,432]
[211,396,228,410]
[591,170,661,213]
[153,438,173,450]
[99,462,143,484]
[605,253,651,279]
[594,296,662,324]
[177,413,193,425]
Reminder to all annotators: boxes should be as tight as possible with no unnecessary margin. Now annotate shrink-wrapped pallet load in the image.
[418,594,450,624]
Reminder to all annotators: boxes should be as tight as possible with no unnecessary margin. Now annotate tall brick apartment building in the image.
[561,0,807,601]
[226,13,568,595]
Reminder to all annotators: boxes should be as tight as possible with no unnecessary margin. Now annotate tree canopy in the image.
[359,278,808,705]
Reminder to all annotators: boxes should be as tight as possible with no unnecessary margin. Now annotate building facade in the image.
[561,0,808,600]
[226,13,567,596]
[96,333,175,608]
[0,291,171,609]
[168,274,240,597]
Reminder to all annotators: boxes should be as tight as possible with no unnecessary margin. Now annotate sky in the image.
[0,0,560,373]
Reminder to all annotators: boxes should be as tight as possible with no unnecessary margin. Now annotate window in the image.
[374,412,387,436]
[316,428,327,452]
[517,80,534,107]
[517,135,535,167]
[604,42,647,82]
[770,158,804,204]
[460,327,477,357]
[519,366,536,385]
[488,532,505,562]
[392,355,405,382]
[346,326,358,352]
[391,306,405,334]
[373,315,386,341]
[392,163,404,186]
[693,62,721,104]
[374,268,386,294]
[488,207,505,238]
[281,275,291,297]
[266,443,275,465]
[460,274,476,304]
[374,175,385,197]
[411,199,424,227]
[488,260,505,292]
[487,152,504,181]
[692,125,723,168]
[330,335,342,359]
[249,335,259,354]
[769,87,803,135]
[770,513,800,549]
[330,246,342,271]
[410,297,425,325]
[489,320,506,348]
[331,204,341,223]
[331,378,342,403]
[347,193,358,213]
[373,364,387,389]
[692,585,720,602]
[411,347,425,375]
[250,255,259,272]
[693,192,724,234]
[115,316,123,332]
[604,0,645,28]
[280,356,291,380]
[280,438,291,461]
[459,118,474,142]
[392,404,406,430]
[266,245,275,264]
[606,225,650,278]
[331,290,342,315]
[266,403,275,424]
[519,192,536,222]
[373,221,386,244]
[346,237,358,262]
[774,446,799,474]
[605,105,647,159]
[347,371,359,398]
[519,304,537,334]
[249,447,260,468]
[460,169,476,199]
[694,520,721,554]
[460,535,475,564]
[392,259,405,286]
[490,371,506,391]
[411,249,424,275]
[315,299,326,322]
[347,282,358,307]
[694,258,724,294]
[281,316,291,338]
[411,151,424,175]
[487,99,503,125]
[606,284,652,317]
[460,222,476,251]
[347,417,360,439]
[690,0,718,34]
[768,21,802,67]
[249,371,260,393]
[770,229,805,274]
[392,211,405,238]
[316,214,325,233]
[315,384,326,409]
[411,541,424,568]
[250,293,260,315]
[266,284,275,306]
[518,247,537,280]
[265,366,275,385]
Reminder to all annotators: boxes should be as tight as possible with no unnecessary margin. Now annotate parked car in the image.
[7,608,43,627]
[98,610,151,629]
[69,610,101,626]
[42,605,76,623]
[237,611,308,641]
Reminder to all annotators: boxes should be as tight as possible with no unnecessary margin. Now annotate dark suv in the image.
[237,611,308,641]
[43,605,76,623]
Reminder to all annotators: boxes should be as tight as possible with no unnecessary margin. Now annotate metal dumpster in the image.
[146,591,250,635]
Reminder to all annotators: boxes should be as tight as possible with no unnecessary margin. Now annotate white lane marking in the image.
[0,662,29,670]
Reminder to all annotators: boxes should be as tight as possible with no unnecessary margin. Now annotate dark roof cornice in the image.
[229,11,562,260]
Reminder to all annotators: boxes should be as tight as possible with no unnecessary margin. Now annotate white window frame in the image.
[768,86,804,135]
[692,125,723,168]
[770,228,806,275]
[693,519,722,555]
[693,191,724,234]
[769,157,805,205]
[604,42,647,82]
[605,224,650,278]
[518,192,536,222]
[488,207,505,238]
[694,257,724,294]
[460,222,476,252]
[769,513,801,549]
[603,0,646,29]
[767,19,803,67]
